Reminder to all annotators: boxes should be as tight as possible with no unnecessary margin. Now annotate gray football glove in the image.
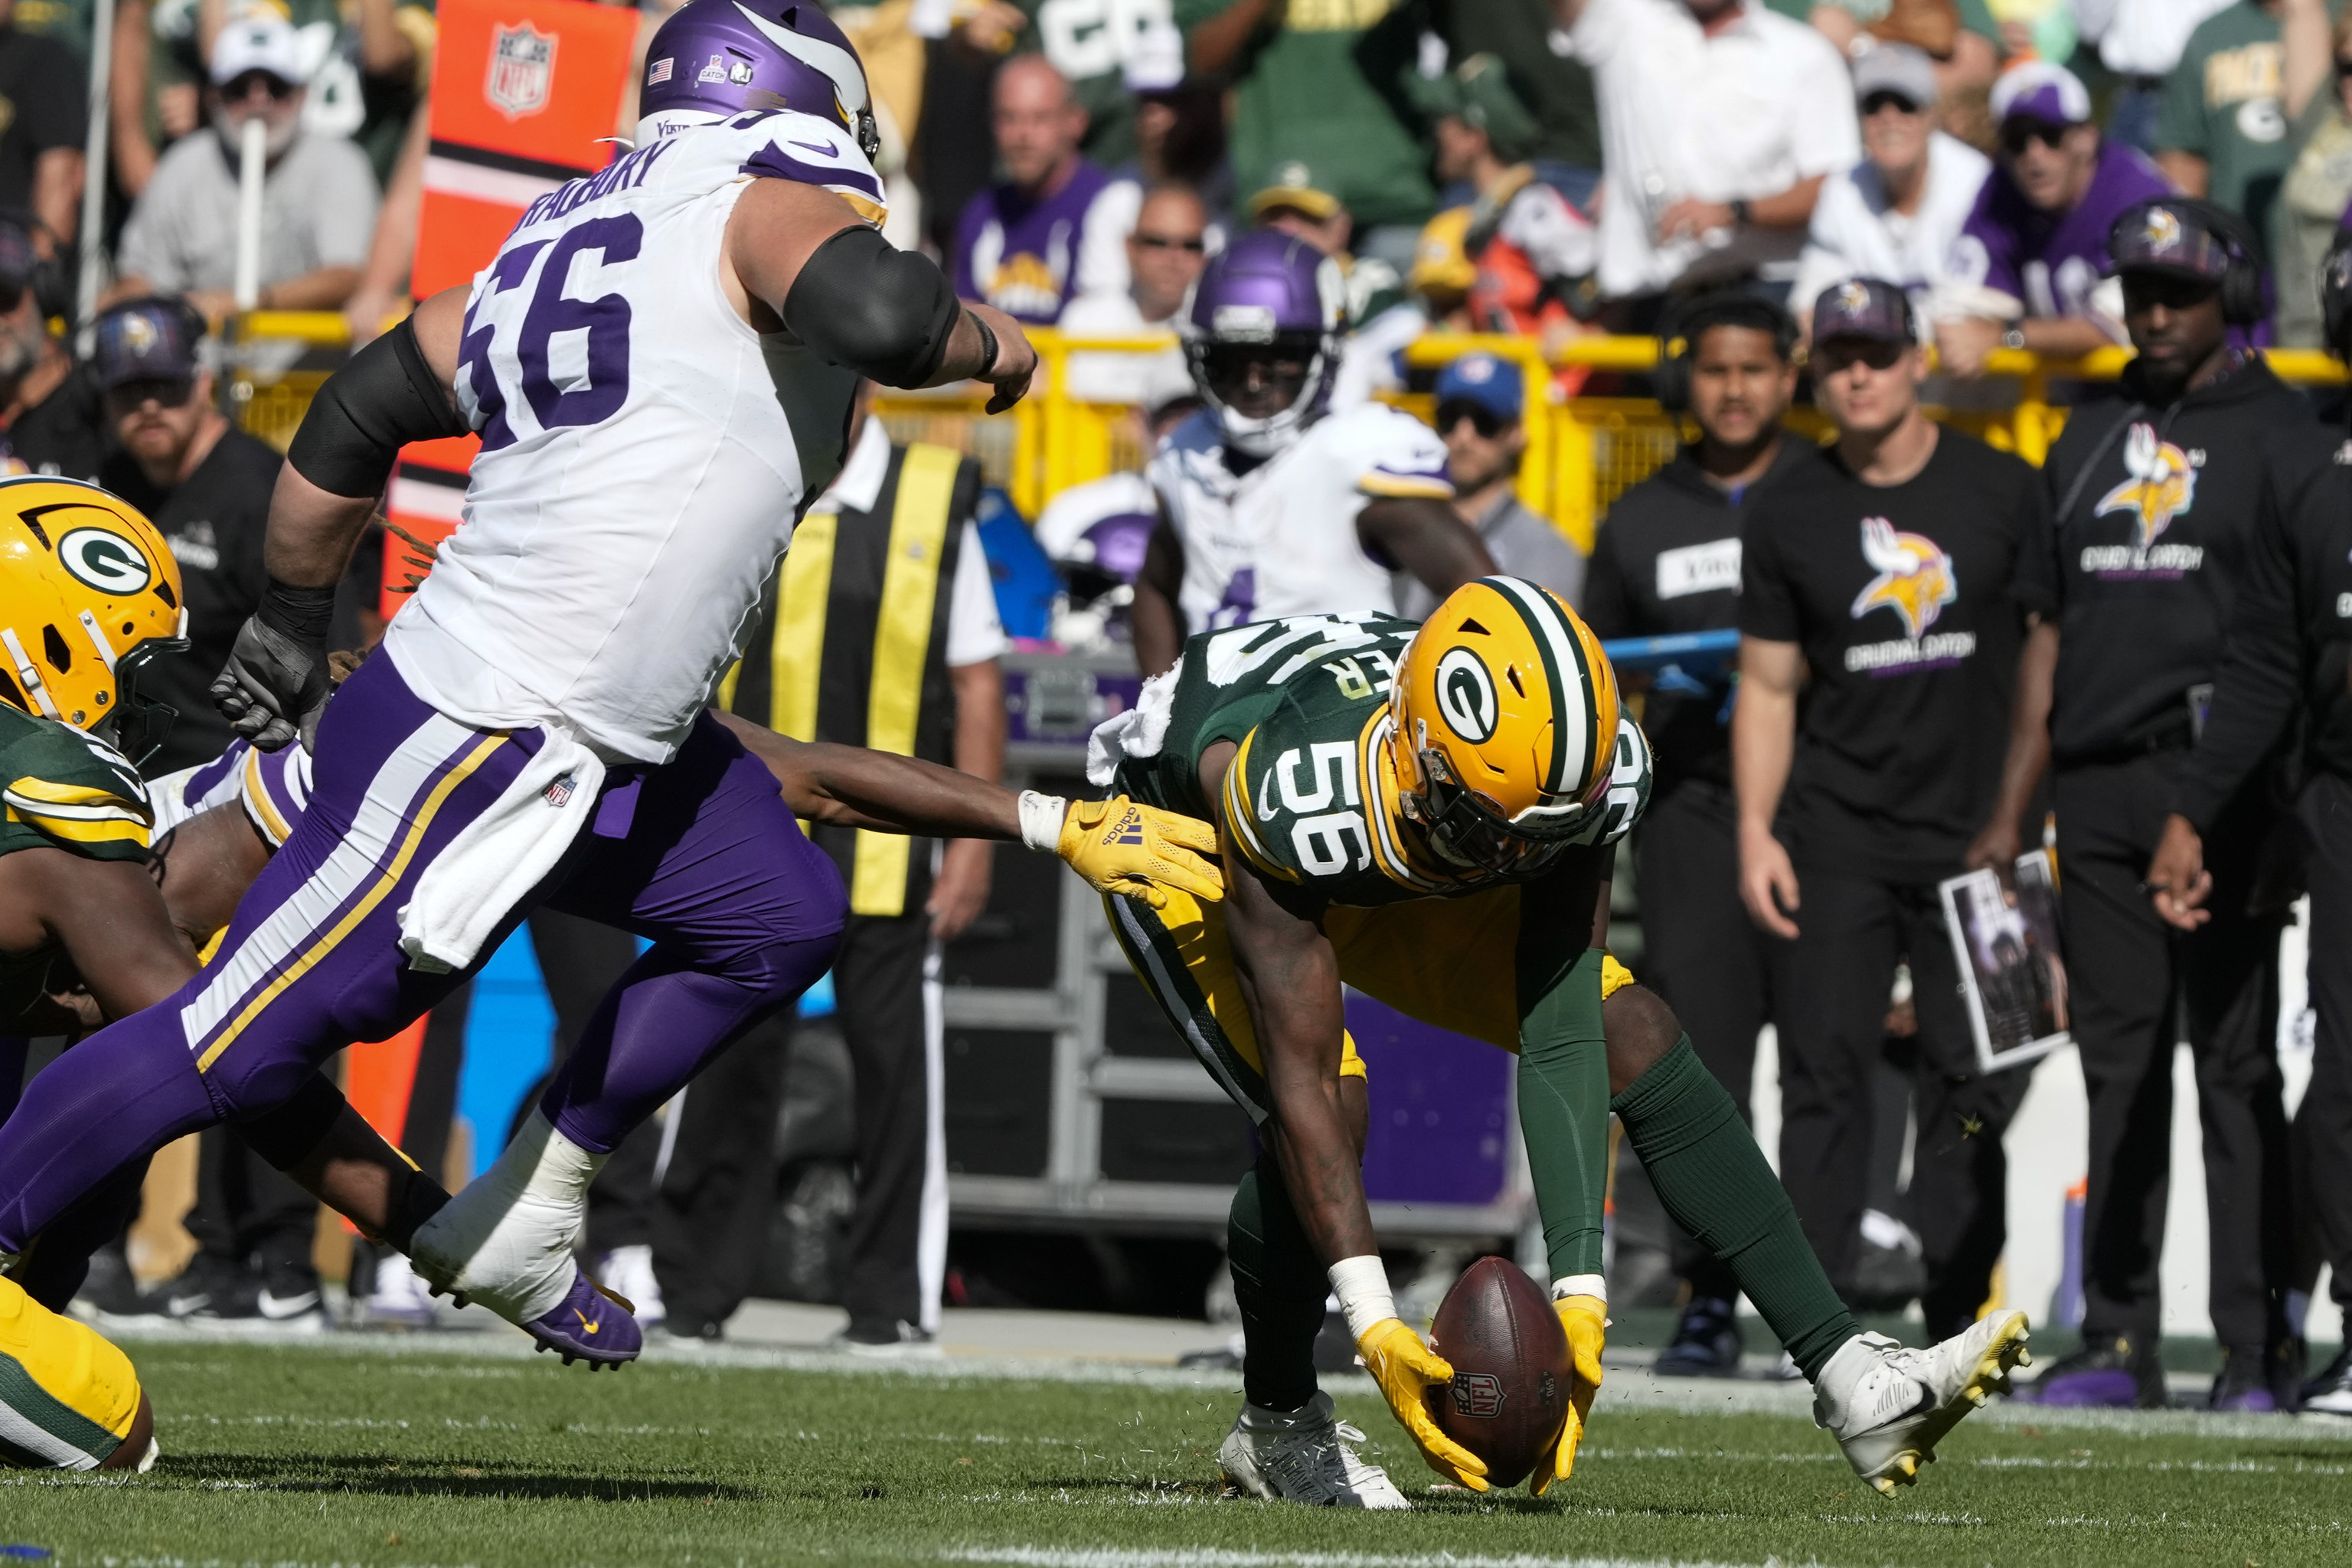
[211,613,330,753]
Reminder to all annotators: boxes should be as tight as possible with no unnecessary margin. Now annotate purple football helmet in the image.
[639,0,878,160]
[1182,230,1348,458]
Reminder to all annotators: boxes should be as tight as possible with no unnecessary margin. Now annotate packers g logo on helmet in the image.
[1390,577,1622,877]
[0,479,187,756]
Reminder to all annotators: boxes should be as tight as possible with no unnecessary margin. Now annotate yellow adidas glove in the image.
[1357,1317,1490,1492]
[1056,795,1225,907]
[1531,1294,1607,1495]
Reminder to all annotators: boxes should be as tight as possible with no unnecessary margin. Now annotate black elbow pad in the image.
[783,226,961,387]
[287,316,472,501]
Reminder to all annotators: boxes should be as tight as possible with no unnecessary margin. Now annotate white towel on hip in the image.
[1084,658,1183,787]
[397,730,604,973]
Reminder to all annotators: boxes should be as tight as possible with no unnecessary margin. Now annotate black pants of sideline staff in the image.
[2056,754,2292,1357]
[1774,858,2033,1340]
[1634,780,1772,1304]
[608,910,943,1336]
[2299,773,2352,1325]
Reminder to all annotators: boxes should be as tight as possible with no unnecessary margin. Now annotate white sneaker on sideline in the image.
[1816,1312,2032,1494]
[364,1252,439,1328]
[593,1245,666,1331]
[1218,1390,1410,1509]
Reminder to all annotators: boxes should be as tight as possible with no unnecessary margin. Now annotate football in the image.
[1426,1256,1573,1488]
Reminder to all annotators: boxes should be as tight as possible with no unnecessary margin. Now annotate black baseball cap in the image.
[92,298,203,391]
[1810,276,1914,348]
[2107,198,2241,283]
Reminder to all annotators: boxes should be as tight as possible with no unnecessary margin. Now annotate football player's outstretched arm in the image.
[711,710,1222,907]
[1200,739,1488,1491]
[1132,514,1187,678]
[1357,497,1496,607]
[724,178,1037,412]
[214,286,472,751]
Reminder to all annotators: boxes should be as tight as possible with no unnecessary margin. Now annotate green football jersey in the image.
[0,704,154,1025]
[1108,612,1650,910]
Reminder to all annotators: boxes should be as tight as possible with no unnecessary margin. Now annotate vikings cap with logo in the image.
[1988,60,2091,129]
[1811,276,1915,348]
[2106,198,2239,282]
[91,299,204,392]
[211,12,307,86]
[1247,162,1343,224]
[1433,351,1524,425]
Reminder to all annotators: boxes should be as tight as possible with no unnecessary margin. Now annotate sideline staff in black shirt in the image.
[1734,279,2036,1341]
[1583,290,1818,1376]
[1975,201,2305,1412]
[2148,241,2352,1413]
[90,296,283,773]
[0,214,100,482]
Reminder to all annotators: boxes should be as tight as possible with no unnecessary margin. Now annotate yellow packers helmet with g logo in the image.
[1390,576,1621,876]
[0,478,187,758]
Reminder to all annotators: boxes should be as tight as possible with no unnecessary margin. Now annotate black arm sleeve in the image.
[286,316,471,501]
[783,225,962,387]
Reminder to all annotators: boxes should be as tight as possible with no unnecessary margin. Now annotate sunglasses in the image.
[1132,231,1206,253]
[106,377,197,410]
[221,70,297,101]
[1860,90,1925,116]
[1999,119,2072,157]
[1815,337,1907,374]
[1436,398,1508,438]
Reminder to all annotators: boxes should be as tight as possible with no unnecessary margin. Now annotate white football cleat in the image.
[1815,1312,2032,1494]
[1218,1390,1411,1509]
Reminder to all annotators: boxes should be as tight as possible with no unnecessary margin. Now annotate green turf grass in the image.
[6,1337,2351,1567]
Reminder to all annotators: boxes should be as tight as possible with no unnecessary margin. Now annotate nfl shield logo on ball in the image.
[1450,1371,1505,1418]
[485,23,556,120]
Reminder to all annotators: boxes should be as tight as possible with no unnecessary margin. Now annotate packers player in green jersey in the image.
[1093,579,2033,1508]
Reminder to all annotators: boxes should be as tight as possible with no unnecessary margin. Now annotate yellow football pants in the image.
[1103,884,1635,1120]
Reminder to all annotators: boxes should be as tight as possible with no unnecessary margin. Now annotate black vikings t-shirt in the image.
[2014,355,2318,764]
[4,361,105,482]
[1584,437,1823,802]
[1740,428,2037,882]
[104,428,281,774]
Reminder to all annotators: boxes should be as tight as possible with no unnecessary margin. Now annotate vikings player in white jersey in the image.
[0,0,1045,1367]
[1130,230,1495,676]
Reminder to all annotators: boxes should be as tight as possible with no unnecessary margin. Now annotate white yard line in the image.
[944,1550,1813,1568]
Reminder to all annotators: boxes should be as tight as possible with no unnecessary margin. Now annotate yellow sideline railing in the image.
[218,315,2352,554]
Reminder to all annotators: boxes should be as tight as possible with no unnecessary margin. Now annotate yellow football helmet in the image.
[1390,576,1621,875]
[0,477,188,757]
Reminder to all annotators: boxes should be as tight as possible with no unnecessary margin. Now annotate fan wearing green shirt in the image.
[2156,0,2293,263]
[1178,0,1435,263]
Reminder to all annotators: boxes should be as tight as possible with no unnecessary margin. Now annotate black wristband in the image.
[967,309,999,378]
[258,577,336,645]
[1728,198,1753,227]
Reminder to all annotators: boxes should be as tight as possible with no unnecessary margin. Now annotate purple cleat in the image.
[2019,1334,2163,1408]
[521,1270,642,1368]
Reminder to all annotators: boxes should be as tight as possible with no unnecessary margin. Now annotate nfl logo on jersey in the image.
[485,23,556,121]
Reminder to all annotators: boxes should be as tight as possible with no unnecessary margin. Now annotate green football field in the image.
[8,1337,2352,1568]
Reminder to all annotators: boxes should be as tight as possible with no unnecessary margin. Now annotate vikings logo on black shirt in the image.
[1844,519,1975,675]
[2085,423,2207,578]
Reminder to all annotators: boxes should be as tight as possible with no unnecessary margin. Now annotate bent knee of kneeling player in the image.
[1602,983,1682,1096]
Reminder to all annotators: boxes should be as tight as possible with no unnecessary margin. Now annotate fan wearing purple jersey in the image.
[1936,63,2175,377]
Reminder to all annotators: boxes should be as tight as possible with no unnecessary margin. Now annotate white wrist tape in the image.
[1017,790,1068,853]
[1552,1274,1607,1305]
[1328,1254,1397,1340]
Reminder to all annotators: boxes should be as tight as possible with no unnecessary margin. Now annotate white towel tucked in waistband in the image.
[397,730,604,973]
[1085,657,1183,787]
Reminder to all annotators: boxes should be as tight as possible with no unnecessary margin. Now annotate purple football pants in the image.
[0,651,845,1256]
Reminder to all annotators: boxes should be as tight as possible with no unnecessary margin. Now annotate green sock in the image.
[1612,1037,1860,1381]
[1226,1152,1329,1412]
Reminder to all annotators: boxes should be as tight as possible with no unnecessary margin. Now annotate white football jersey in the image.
[1148,402,1452,635]
[385,110,886,765]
